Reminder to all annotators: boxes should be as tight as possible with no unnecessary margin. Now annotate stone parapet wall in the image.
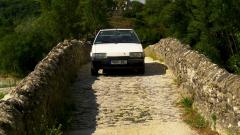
[145,38,240,134]
[0,40,90,134]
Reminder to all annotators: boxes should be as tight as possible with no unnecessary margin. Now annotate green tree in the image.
[123,1,144,18]
[0,0,114,75]
[138,0,240,73]
[79,0,113,36]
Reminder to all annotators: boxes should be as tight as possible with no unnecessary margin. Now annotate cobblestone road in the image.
[65,57,198,135]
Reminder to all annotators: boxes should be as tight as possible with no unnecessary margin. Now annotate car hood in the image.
[91,43,143,57]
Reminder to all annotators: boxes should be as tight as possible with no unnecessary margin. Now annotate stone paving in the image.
[65,57,198,135]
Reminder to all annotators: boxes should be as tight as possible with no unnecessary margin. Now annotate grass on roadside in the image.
[0,80,18,88]
[173,75,183,87]
[178,97,219,135]
[144,48,164,62]
[0,92,6,99]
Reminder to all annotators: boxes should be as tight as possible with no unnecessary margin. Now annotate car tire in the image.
[139,66,145,74]
[103,69,109,74]
[91,66,98,76]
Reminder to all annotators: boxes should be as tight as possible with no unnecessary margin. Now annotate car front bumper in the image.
[92,56,144,69]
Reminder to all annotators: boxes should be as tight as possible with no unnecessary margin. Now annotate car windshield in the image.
[94,30,140,44]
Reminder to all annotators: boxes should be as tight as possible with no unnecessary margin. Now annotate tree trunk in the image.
[225,31,234,56]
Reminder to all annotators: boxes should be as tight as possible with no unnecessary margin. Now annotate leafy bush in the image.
[46,124,63,135]
[179,97,209,130]
[0,0,112,76]
[185,112,209,129]
[179,97,193,108]
[194,40,222,65]
[136,28,164,47]
[227,55,240,74]
[131,0,240,74]
[0,92,5,99]
[211,113,217,130]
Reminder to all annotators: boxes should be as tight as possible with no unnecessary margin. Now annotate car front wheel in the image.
[91,65,98,76]
[138,66,145,74]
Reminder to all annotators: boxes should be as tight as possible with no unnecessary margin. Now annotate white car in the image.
[90,29,145,75]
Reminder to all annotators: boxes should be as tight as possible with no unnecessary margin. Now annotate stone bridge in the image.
[0,38,239,135]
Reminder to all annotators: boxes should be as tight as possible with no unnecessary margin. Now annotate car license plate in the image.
[111,60,127,65]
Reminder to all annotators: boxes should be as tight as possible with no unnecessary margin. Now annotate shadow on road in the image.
[65,62,168,135]
[64,65,98,135]
[145,62,168,76]
[102,62,168,77]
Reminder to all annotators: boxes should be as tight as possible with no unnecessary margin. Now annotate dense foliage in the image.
[1,0,240,75]
[0,0,113,76]
[124,0,240,74]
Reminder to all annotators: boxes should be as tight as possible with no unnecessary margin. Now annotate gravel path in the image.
[65,57,198,135]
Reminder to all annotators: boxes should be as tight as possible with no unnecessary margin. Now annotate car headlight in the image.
[130,52,144,58]
[92,53,107,59]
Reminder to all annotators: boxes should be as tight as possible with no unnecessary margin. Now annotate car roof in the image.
[99,29,133,31]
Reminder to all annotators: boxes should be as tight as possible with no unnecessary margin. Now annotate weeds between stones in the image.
[0,92,5,99]
[178,97,219,135]
[173,75,183,87]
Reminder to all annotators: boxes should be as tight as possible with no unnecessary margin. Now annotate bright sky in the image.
[132,0,145,3]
